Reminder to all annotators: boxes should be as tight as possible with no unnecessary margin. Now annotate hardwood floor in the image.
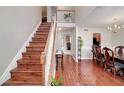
[56,55,124,86]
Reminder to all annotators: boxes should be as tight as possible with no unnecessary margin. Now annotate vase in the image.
[65,17,72,23]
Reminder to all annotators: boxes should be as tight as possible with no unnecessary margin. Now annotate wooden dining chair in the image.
[92,45,97,60]
[95,46,105,67]
[103,47,124,76]
[115,46,124,57]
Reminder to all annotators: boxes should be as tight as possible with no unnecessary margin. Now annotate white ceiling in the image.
[57,6,75,10]
[76,6,124,28]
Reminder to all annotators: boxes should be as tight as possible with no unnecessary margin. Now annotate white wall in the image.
[71,28,77,61]
[111,29,124,48]
[0,6,42,81]
[77,26,112,59]
[47,6,52,22]
[75,6,96,27]
[57,6,75,10]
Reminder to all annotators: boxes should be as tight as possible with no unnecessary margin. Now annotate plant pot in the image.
[65,17,72,22]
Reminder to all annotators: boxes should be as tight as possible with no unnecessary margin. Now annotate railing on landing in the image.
[41,14,57,86]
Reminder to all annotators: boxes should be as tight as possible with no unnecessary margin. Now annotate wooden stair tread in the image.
[17,62,43,71]
[26,49,44,52]
[35,33,48,35]
[18,61,42,65]
[22,52,41,55]
[17,59,42,64]
[17,58,40,63]
[31,39,47,42]
[36,29,49,31]
[2,79,42,86]
[26,46,45,48]
[31,39,47,41]
[37,28,50,30]
[26,46,44,52]
[29,41,46,43]
[22,57,41,60]
[11,68,42,72]
[32,37,47,39]
[36,30,49,32]
[34,33,48,35]
[34,35,48,37]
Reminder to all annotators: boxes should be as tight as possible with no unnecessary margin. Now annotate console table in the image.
[56,50,64,71]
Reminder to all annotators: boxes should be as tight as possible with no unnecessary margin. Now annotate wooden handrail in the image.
[40,52,45,64]
[47,16,57,85]
[44,23,53,54]
[40,24,52,64]
[40,14,57,85]
[40,21,55,65]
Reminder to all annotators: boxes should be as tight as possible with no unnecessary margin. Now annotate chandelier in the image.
[107,18,124,33]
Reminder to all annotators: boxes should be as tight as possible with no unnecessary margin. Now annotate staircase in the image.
[2,22,51,86]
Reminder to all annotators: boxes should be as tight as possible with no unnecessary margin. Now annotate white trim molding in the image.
[81,57,92,60]
[0,21,41,85]
[72,55,78,62]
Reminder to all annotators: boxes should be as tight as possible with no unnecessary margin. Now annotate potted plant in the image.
[50,76,63,86]
[80,37,83,48]
[78,36,83,48]
[64,12,72,22]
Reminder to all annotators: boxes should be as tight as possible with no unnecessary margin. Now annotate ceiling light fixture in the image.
[58,27,62,31]
[107,18,124,33]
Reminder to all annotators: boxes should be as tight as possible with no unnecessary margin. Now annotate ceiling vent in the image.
[84,28,88,31]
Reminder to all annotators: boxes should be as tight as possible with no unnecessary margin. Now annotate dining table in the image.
[114,54,124,64]
[102,52,124,75]
[55,50,64,71]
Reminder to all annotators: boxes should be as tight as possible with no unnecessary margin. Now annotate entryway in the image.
[62,35,71,55]
[93,33,101,46]
[56,27,75,56]
[42,6,47,22]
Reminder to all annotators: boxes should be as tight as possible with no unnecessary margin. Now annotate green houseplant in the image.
[51,76,63,86]
[80,37,83,48]
[78,36,83,48]
[64,13,72,22]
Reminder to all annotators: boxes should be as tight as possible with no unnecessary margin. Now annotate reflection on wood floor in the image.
[55,55,124,86]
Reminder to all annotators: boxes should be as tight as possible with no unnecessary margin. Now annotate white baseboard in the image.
[71,55,92,62]
[81,57,92,60]
[72,55,78,62]
[0,21,41,85]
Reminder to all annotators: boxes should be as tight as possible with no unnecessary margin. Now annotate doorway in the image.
[42,6,47,22]
[93,33,101,46]
[62,35,71,55]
